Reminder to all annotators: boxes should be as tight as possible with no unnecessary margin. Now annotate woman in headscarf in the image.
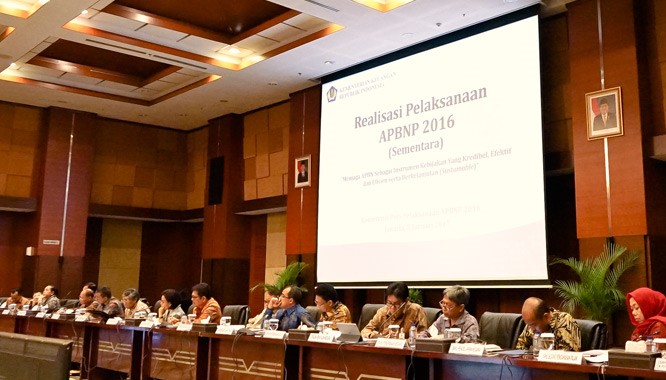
[627,287,666,341]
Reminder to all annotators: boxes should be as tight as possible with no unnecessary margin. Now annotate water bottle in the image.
[408,324,417,347]
[532,332,541,356]
[646,336,655,353]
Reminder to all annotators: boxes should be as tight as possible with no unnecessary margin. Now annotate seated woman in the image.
[420,285,479,342]
[627,287,666,341]
[158,289,185,325]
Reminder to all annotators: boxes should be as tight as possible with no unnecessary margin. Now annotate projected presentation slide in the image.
[317,14,548,286]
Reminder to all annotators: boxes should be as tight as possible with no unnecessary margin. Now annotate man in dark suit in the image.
[297,161,308,183]
[592,97,617,131]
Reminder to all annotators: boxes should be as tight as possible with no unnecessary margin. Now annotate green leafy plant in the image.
[409,288,423,305]
[550,242,638,322]
[250,261,308,295]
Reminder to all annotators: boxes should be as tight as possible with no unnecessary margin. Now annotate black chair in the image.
[423,307,442,327]
[479,312,525,348]
[575,319,608,351]
[60,299,79,309]
[0,297,7,307]
[306,306,321,323]
[357,304,384,329]
[222,305,249,325]
[153,300,162,313]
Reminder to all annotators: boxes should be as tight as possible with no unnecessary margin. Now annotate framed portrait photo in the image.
[295,155,311,188]
[585,87,624,140]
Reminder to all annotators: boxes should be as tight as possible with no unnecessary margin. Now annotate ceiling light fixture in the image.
[81,9,88,15]
[228,47,240,55]
[324,60,334,65]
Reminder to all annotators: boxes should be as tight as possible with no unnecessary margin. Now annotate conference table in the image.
[1,312,666,380]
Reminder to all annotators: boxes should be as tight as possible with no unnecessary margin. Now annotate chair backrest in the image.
[0,297,8,307]
[222,305,249,325]
[188,304,195,315]
[305,306,321,323]
[153,299,162,313]
[61,299,79,309]
[357,304,384,329]
[423,307,442,327]
[479,312,524,349]
[575,319,608,350]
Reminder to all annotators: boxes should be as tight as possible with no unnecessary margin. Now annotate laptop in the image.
[336,323,362,343]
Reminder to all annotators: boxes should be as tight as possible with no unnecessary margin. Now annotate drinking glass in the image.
[269,318,279,331]
[188,314,196,324]
[388,324,400,339]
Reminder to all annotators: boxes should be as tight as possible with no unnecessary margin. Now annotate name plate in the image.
[51,313,61,320]
[35,312,46,318]
[177,324,193,331]
[538,350,583,364]
[308,333,335,343]
[75,315,88,322]
[655,358,666,371]
[106,318,120,325]
[139,321,155,328]
[216,325,237,335]
[17,310,27,316]
[263,330,287,339]
[376,338,406,349]
[449,343,485,356]
[2,310,9,315]
[65,309,74,314]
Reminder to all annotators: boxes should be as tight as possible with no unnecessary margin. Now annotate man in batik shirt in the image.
[516,297,580,351]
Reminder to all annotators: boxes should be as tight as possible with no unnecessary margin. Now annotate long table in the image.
[2,313,666,380]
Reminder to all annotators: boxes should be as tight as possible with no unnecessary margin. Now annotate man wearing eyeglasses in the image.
[191,282,221,324]
[420,285,479,342]
[264,285,315,331]
[361,282,428,339]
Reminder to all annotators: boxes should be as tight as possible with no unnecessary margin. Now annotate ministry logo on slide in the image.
[326,86,338,102]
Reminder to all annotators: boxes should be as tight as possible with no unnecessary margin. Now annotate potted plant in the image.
[251,261,308,295]
[550,242,638,322]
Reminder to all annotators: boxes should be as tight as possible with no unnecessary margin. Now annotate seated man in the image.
[420,285,479,342]
[246,290,278,329]
[191,283,221,323]
[121,288,150,319]
[78,289,96,310]
[264,286,314,331]
[94,287,123,318]
[314,283,352,329]
[39,285,60,312]
[1,288,30,309]
[516,297,581,351]
[361,282,428,339]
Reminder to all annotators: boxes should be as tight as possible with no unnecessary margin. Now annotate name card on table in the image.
[65,309,74,314]
[139,321,155,328]
[216,325,238,335]
[655,358,666,371]
[449,343,485,356]
[177,324,193,332]
[75,315,88,322]
[2,310,9,315]
[308,333,335,343]
[51,313,61,320]
[263,330,286,339]
[106,318,121,325]
[538,350,583,365]
[35,312,46,318]
[17,310,27,316]
[376,338,406,349]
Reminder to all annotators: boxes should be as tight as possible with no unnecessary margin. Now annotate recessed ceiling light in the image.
[10,62,17,68]
[324,60,334,65]
[229,47,240,55]
[81,9,88,15]
[402,32,414,38]
[268,81,278,86]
